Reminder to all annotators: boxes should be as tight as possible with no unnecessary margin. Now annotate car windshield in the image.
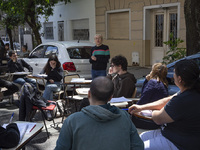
[67,47,91,59]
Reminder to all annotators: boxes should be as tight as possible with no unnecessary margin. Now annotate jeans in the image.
[14,77,36,86]
[91,69,106,79]
[0,79,19,96]
[43,82,61,100]
[140,129,178,150]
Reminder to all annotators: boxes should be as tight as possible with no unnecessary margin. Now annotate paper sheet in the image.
[140,110,152,117]
[110,97,132,103]
[3,123,29,143]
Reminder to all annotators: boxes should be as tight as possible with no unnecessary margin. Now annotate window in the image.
[72,19,89,40]
[67,47,91,59]
[107,11,130,40]
[169,13,177,41]
[155,14,164,47]
[44,22,54,39]
[30,46,45,58]
[44,46,58,58]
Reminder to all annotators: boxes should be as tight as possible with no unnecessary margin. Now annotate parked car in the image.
[135,52,200,97]
[23,41,94,79]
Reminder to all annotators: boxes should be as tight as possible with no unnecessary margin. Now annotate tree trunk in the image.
[184,0,200,56]
[24,1,42,46]
[6,27,13,50]
[25,17,42,46]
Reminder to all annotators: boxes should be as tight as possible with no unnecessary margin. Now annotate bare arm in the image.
[152,108,174,125]
[128,93,177,114]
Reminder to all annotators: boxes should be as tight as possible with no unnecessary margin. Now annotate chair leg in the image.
[41,112,49,138]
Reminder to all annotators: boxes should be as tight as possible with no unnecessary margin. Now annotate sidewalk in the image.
[0,66,151,150]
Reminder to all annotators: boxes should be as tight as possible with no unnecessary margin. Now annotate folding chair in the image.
[31,101,57,138]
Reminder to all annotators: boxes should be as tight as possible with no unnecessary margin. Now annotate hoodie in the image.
[55,104,144,150]
[112,72,137,98]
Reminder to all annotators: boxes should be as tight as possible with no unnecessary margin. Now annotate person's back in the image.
[55,77,143,150]
[137,63,168,105]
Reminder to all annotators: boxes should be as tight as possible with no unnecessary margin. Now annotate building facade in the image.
[95,0,186,66]
[40,0,96,43]
[39,0,186,67]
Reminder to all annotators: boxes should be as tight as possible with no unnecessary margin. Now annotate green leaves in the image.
[162,33,186,64]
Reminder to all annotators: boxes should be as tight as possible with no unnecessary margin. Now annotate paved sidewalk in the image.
[0,66,151,150]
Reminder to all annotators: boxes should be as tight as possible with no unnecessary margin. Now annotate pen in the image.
[9,112,14,124]
[29,124,36,132]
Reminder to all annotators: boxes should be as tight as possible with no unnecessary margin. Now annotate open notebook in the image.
[3,122,36,143]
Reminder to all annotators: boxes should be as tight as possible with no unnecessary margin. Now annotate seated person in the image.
[40,55,63,100]
[7,50,36,86]
[0,123,20,148]
[55,77,144,150]
[0,78,19,101]
[79,55,137,110]
[137,63,168,105]
[128,59,200,150]
[19,45,30,58]
[107,55,137,98]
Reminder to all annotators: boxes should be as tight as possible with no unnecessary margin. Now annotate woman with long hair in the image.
[129,59,200,149]
[137,63,168,105]
[41,55,63,100]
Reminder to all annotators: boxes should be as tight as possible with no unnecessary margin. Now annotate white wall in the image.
[39,0,96,43]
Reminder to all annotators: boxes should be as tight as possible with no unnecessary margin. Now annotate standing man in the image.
[55,77,144,150]
[7,50,36,86]
[90,34,110,79]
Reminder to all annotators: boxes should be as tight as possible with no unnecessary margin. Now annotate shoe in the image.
[46,110,53,121]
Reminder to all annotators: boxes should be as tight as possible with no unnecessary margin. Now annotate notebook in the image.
[3,123,29,143]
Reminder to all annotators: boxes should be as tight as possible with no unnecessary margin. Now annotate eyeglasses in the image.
[110,64,115,67]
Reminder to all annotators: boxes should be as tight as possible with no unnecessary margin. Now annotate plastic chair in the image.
[31,101,57,138]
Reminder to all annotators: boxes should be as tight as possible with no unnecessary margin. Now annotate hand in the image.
[49,79,54,83]
[108,67,113,74]
[50,61,56,69]
[146,74,150,81]
[11,57,17,62]
[128,104,143,115]
[91,56,96,61]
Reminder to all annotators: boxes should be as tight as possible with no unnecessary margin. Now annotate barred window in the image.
[44,22,54,39]
[155,14,164,47]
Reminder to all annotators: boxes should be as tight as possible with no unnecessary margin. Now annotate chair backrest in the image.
[64,74,80,83]
[132,87,137,98]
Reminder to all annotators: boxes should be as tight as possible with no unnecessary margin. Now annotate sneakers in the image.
[46,110,53,121]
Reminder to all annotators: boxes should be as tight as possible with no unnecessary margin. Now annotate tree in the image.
[184,0,200,55]
[0,0,71,46]
[1,14,24,50]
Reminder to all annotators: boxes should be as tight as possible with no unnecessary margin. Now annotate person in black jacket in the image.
[0,123,20,148]
[7,50,36,86]
[89,34,110,79]
[41,55,63,100]
[0,78,19,101]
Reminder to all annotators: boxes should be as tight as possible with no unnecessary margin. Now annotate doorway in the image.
[150,7,178,65]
